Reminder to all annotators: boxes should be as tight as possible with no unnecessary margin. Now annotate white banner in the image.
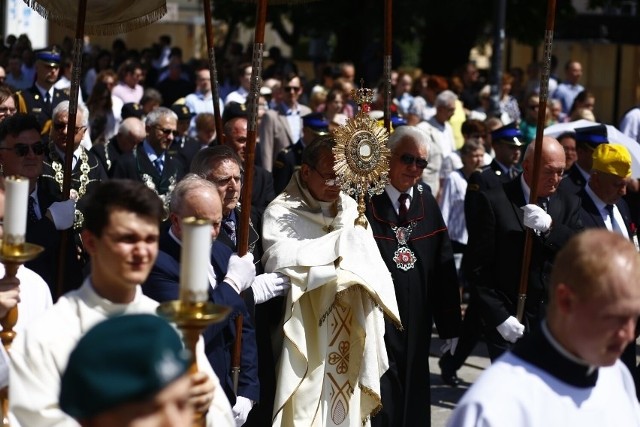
[5,0,48,48]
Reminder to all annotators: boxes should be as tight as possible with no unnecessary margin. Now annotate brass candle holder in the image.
[157,300,231,426]
[0,240,44,427]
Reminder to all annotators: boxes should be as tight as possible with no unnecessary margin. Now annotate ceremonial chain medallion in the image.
[333,81,390,228]
[391,222,417,270]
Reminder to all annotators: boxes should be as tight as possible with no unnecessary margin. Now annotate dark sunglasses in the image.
[399,153,428,169]
[156,126,179,137]
[0,142,47,157]
[284,86,301,93]
[53,121,86,134]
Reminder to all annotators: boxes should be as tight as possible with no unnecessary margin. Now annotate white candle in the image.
[3,176,29,249]
[179,217,213,303]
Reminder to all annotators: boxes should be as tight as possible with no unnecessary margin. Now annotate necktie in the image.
[153,158,163,174]
[43,92,51,112]
[223,217,236,245]
[28,196,38,224]
[605,204,624,235]
[398,193,410,224]
[509,168,518,179]
[537,197,549,213]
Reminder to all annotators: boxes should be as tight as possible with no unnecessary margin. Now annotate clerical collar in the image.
[511,322,598,388]
[541,320,597,375]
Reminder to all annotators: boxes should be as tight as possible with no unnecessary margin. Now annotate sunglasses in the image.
[156,126,179,137]
[0,142,47,157]
[399,153,428,169]
[53,121,86,134]
[284,86,301,93]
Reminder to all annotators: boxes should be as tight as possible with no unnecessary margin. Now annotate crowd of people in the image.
[0,30,639,427]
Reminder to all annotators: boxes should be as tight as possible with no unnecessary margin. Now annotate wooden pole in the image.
[516,0,557,322]
[203,0,225,145]
[232,0,268,394]
[383,0,392,133]
[55,0,87,299]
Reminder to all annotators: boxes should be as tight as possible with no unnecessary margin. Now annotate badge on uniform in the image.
[391,222,416,270]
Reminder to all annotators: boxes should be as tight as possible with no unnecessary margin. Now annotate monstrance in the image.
[333,84,391,228]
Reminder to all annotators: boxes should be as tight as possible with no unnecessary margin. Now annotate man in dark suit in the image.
[169,103,201,168]
[576,143,639,376]
[465,136,584,361]
[558,124,609,195]
[112,106,187,211]
[142,175,259,425]
[439,123,526,387]
[366,126,462,427]
[272,112,329,195]
[15,48,69,138]
[0,113,81,298]
[90,117,145,177]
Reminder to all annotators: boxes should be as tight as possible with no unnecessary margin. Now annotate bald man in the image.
[449,230,640,426]
[91,117,146,176]
[464,137,584,360]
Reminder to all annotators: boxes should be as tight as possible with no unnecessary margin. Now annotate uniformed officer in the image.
[16,47,70,138]
[558,124,609,195]
[272,112,329,194]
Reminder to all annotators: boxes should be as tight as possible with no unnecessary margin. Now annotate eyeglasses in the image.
[0,107,16,115]
[0,141,47,157]
[284,86,301,93]
[399,153,428,169]
[155,126,179,137]
[311,166,341,187]
[528,104,540,110]
[53,121,87,134]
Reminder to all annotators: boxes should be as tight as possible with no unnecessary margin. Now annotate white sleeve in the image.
[195,337,234,427]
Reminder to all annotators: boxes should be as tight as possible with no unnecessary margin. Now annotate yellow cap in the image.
[592,143,632,178]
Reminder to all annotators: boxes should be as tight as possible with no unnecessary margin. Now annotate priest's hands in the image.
[522,204,552,233]
[232,396,253,427]
[225,253,256,293]
[251,272,291,304]
[496,316,525,343]
[0,276,20,318]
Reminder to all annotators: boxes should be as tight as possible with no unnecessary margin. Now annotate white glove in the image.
[496,316,525,343]
[251,272,291,304]
[232,396,253,427]
[46,199,76,230]
[224,253,256,294]
[440,337,459,356]
[522,204,552,233]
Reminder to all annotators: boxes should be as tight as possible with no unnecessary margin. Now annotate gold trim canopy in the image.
[23,0,167,36]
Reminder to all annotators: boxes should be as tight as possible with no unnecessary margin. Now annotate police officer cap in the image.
[592,143,632,178]
[574,124,609,146]
[223,101,248,123]
[303,112,329,135]
[171,104,194,121]
[491,122,523,146]
[59,314,190,420]
[36,48,61,67]
[121,103,144,120]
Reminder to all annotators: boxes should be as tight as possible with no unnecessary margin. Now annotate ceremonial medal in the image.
[391,222,416,270]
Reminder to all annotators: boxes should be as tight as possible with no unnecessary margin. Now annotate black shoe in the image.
[438,354,461,387]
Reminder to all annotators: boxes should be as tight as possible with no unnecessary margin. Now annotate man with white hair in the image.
[366,125,462,427]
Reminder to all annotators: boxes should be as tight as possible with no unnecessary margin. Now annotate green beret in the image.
[59,314,190,420]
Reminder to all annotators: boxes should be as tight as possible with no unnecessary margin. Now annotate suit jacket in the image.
[465,176,584,331]
[578,188,634,235]
[272,139,304,195]
[170,136,203,170]
[259,103,311,172]
[465,160,514,236]
[90,136,127,177]
[218,207,262,275]
[112,143,187,196]
[366,183,461,426]
[16,85,69,135]
[558,163,588,195]
[142,232,260,404]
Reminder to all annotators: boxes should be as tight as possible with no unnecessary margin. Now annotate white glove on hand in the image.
[440,337,459,356]
[496,316,525,343]
[251,272,291,304]
[46,199,76,230]
[224,253,256,294]
[232,396,253,427]
[522,204,552,233]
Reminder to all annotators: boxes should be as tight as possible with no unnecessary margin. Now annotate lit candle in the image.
[3,176,29,255]
[179,217,213,304]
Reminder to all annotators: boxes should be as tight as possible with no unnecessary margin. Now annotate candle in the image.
[3,176,29,255]
[179,217,213,304]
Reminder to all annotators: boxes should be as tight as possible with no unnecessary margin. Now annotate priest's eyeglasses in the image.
[311,166,341,187]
